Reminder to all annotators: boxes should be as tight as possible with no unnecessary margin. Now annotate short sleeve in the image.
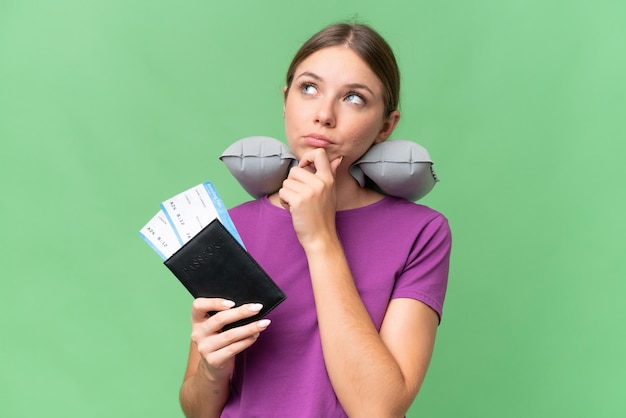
[391,214,452,322]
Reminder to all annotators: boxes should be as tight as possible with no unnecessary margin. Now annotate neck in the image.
[334,169,385,210]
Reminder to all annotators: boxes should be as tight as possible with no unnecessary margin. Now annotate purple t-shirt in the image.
[221,196,451,417]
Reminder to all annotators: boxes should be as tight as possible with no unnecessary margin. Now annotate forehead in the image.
[294,46,383,93]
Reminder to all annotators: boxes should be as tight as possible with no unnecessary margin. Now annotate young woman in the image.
[179,23,451,418]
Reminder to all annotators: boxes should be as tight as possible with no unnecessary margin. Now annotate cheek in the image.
[284,99,305,129]
[283,110,302,150]
[349,120,383,146]
[284,104,301,123]
[344,123,385,161]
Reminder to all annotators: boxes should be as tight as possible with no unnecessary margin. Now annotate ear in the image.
[282,86,288,116]
[375,110,401,144]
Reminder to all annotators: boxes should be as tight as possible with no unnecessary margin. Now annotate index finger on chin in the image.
[298,148,330,173]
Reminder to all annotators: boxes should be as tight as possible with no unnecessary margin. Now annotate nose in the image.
[314,98,336,127]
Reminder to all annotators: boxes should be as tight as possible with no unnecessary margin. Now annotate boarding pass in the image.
[139,181,243,260]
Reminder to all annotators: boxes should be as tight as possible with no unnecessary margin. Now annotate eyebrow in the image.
[296,71,376,96]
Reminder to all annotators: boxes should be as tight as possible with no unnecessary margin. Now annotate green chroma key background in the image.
[1,1,625,417]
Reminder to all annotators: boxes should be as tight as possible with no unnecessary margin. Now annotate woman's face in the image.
[283,46,399,166]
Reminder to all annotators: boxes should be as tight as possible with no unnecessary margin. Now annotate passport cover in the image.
[164,218,286,330]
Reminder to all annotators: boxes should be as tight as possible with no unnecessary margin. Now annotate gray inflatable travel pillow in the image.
[220,136,438,201]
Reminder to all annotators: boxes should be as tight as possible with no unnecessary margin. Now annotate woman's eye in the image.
[346,93,365,105]
[301,83,318,95]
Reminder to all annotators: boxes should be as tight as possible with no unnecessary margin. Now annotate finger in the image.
[204,303,264,332]
[199,319,272,363]
[192,303,267,345]
[191,298,235,322]
[329,156,344,176]
[214,319,272,347]
[202,335,257,365]
[297,148,329,172]
[306,149,337,180]
[279,195,290,211]
[278,177,309,210]
[196,318,271,355]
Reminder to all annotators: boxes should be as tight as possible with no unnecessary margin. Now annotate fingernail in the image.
[248,303,263,312]
[222,300,236,308]
[258,319,271,328]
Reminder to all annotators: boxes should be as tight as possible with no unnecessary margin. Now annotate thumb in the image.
[329,156,344,176]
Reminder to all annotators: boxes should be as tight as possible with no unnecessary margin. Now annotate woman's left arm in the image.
[306,242,439,418]
[279,149,441,417]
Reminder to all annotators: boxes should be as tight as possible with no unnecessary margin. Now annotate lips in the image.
[304,133,332,147]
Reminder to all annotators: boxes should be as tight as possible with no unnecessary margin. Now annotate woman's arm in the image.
[180,342,230,418]
[306,242,438,417]
[279,148,442,417]
[179,298,271,418]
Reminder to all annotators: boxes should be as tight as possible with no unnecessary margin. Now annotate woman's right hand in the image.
[189,298,271,383]
[181,298,270,417]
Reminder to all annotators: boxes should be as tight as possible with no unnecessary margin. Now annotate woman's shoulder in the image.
[229,198,262,212]
[228,197,262,219]
[228,196,290,220]
[341,195,447,222]
[336,196,450,243]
